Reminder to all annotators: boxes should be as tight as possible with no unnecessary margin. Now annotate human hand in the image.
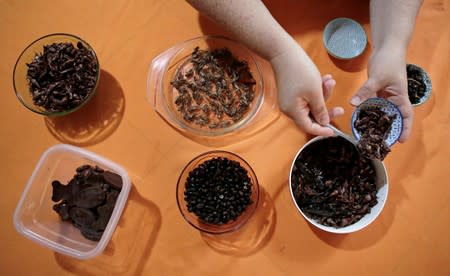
[351,47,413,142]
[270,46,344,136]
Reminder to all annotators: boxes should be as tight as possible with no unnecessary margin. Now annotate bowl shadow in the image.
[54,185,161,275]
[200,186,276,256]
[45,70,125,146]
[328,41,372,72]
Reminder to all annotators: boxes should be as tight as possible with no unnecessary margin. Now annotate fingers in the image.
[291,106,334,136]
[387,95,413,143]
[322,75,344,119]
[329,106,344,119]
[351,79,379,106]
[322,74,335,101]
[305,75,335,125]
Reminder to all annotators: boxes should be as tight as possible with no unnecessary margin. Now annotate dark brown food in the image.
[26,42,98,113]
[291,137,378,228]
[171,47,256,129]
[184,157,253,225]
[354,107,396,161]
[407,65,426,104]
[51,165,122,241]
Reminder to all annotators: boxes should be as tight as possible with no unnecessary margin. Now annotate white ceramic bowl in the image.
[289,136,388,234]
[13,144,131,259]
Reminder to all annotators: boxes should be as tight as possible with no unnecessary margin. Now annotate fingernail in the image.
[351,96,361,106]
[320,115,329,125]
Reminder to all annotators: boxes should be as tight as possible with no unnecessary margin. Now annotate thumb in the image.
[351,79,380,106]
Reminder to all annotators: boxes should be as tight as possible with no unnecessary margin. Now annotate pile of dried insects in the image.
[26,42,98,113]
[51,165,122,241]
[354,107,397,160]
[291,137,378,228]
[171,47,256,129]
[184,157,253,225]
[407,65,427,104]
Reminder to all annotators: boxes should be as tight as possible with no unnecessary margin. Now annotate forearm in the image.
[186,0,298,60]
[370,0,423,53]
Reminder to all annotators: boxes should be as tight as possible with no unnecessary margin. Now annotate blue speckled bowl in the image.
[407,63,432,107]
[323,18,367,60]
[351,98,403,147]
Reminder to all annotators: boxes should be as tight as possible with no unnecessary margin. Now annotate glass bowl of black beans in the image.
[176,150,260,234]
[13,33,100,116]
[289,136,389,234]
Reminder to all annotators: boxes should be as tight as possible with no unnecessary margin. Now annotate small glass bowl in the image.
[176,150,260,234]
[147,36,265,137]
[13,33,100,116]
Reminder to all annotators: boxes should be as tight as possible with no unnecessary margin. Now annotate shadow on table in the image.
[54,186,161,275]
[328,42,372,73]
[45,70,125,146]
[199,0,370,38]
[200,186,276,256]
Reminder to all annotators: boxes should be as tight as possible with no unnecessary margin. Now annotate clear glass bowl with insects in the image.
[13,33,100,116]
[176,150,260,234]
[147,36,265,137]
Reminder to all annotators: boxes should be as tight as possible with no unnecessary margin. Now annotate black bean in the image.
[184,157,253,225]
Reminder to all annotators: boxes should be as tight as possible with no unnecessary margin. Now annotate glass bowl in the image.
[13,33,100,116]
[176,150,260,234]
[147,36,265,137]
[13,144,131,259]
[289,136,388,234]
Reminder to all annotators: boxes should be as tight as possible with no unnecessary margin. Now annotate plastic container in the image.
[13,33,100,116]
[13,144,131,259]
[176,150,259,234]
[289,136,388,234]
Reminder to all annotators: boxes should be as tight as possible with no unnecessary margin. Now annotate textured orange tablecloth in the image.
[1,0,449,275]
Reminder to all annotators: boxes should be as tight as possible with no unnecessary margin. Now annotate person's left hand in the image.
[350,47,413,142]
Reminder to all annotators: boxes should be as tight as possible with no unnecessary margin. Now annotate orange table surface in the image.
[1,0,449,275]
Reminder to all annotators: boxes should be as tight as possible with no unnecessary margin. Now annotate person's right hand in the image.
[270,45,344,136]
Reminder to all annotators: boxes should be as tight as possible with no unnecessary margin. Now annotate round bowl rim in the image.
[176,150,260,234]
[13,33,100,116]
[288,135,389,234]
[159,35,265,137]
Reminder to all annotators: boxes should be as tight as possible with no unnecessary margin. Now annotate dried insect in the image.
[170,47,256,129]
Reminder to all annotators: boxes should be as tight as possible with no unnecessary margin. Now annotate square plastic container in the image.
[13,144,131,259]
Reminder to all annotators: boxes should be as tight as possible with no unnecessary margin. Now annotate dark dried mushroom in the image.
[26,42,98,112]
[51,164,122,241]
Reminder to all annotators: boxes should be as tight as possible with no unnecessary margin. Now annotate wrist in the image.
[372,37,408,57]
